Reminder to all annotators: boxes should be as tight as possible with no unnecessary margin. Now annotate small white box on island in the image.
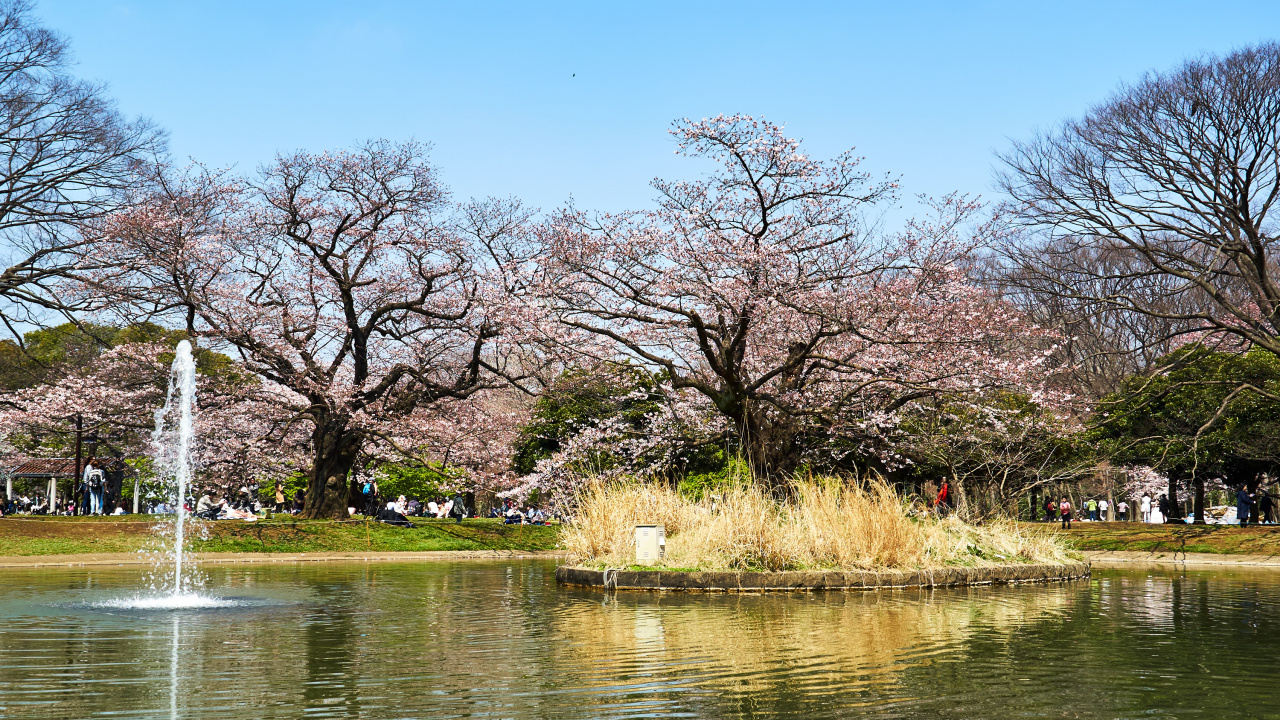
[635,524,665,565]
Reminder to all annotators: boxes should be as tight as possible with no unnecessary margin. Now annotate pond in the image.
[1,560,1278,719]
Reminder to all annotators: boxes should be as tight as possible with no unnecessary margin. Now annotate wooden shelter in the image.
[1,457,134,511]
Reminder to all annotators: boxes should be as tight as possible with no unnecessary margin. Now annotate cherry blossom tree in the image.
[0,338,305,490]
[525,115,1055,485]
[101,143,526,517]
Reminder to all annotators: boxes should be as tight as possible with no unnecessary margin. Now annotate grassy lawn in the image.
[1041,521,1280,555]
[0,516,561,556]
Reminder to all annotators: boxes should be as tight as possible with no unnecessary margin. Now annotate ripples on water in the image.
[1,561,1279,719]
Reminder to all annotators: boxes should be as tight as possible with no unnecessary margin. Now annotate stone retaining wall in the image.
[556,561,1090,592]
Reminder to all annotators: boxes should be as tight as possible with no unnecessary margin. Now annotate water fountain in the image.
[97,339,233,610]
[153,339,197,597]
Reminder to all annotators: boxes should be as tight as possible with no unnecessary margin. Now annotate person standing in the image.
[935,479,951,518]
[1044,497,1057,523]
[83,458,104,515]
[1098,498,1109,522]
[1086,497,1098,521]
[1237,486,1255,526]
[1261,491,1275,525]
[1117,500,1128,522]
[1059,497,1073,530]
[449,492,467,524]
[274,481,285,513]
[1141,494,1152,523]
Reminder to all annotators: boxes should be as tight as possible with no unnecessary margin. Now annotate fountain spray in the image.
[152,340,198,596]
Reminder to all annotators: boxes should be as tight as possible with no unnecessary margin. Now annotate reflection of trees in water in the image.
[6,565,1280,718]
[549,584,1075,715]
[301,574,364,717]
[342,561,569,718]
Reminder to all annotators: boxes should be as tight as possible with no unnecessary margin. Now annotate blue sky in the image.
[38,1,1280,216]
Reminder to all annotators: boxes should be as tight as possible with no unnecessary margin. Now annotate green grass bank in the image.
[0,516,561,556]
[1048,522,1280,555]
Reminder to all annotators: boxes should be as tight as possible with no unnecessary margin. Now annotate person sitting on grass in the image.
[376,501,414,527]
[195,493,219,520]
[218,497,258,521]
[503,504,525,525]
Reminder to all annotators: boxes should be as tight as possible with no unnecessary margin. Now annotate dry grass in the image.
[561,478,1077,571]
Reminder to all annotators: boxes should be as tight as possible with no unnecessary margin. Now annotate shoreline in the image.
[0,548,1277,571]
[0,549,566,568]
[1083,550,1280,569]
[556,562,1091,592]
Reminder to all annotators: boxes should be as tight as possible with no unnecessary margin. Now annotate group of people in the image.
[0,468,550,528]
[376,493,470,526]
[351,480,473,526]
[193,492,260,521]
[1046,494,1169,528]
[489,499,551,525]
[0,457,131,517]
[1234,486,1277,525]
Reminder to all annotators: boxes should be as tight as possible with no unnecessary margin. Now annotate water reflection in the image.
[551,584,1074,715]
[169,616,179,720]
[0,562,1278,718]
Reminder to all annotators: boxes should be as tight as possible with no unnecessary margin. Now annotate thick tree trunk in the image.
[739,410,800,491]
[1193,475,1206,524]
[303,420,361,519]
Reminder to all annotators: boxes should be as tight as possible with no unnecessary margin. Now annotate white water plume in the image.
[150,340,200,598]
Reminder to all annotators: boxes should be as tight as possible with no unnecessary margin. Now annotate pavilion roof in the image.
[0,457,136,479]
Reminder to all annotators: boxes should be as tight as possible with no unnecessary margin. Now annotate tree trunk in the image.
[303,420,361,519]
[953,474,970,519]
[1166,474,1183,522]
[739,410,799,491]
[1193,475,1206,524]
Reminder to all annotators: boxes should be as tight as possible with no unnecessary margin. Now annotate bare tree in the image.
[0,1,163,339]
[998,43,1280,520]
[992,243,1200,402]
[999,43,1280,361]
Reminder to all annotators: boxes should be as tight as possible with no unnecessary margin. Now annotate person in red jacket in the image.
[935,479,952,518]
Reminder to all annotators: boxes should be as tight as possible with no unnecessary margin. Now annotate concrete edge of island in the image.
[555,561,1092,592]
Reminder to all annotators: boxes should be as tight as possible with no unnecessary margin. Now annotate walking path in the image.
[0,549,567,568]
[1085,550,1280,568]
